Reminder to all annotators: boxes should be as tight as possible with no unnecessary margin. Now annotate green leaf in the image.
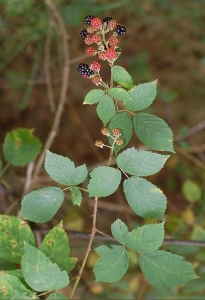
[123,176,167,219]
[44,150,88,186]
[111,66,134,89]
[0,256,17,270]
[108,112,132,154]
[3,128,42,166]
[70,186,82,206]
[125,80,157,111]
[40,222,77,274]
[88,167,121,197]
[47,293,68,299]
[93,245,129,283]
[83,89,105,104]
[108,87,133,102]
[133,113,175,153]
[139,250,196,288]
[22,243,69,292]
[111,219,164,252]
[0,215,35,263]
[0,273,38,299]
[116,147,169,176]
[21,187,64,223]
[182,179,202,202]
[96,95,116,125]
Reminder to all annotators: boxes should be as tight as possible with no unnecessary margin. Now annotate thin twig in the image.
[175,144,205,170]
[174,119,205,142]
[25,0,70,194]
[44,16,55,112]
[69,196,99,299]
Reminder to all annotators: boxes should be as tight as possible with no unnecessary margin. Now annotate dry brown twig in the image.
[24,0,70,194]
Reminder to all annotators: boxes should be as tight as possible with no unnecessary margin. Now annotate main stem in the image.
[69,196,99,299]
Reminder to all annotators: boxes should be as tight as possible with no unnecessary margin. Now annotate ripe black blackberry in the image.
[103,17,113,25]
[77,63,94,77]
[84,15,95,25]
[80,29,89,39]
[115,25,126,36]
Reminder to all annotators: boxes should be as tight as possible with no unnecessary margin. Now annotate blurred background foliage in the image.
[0,0,205,298]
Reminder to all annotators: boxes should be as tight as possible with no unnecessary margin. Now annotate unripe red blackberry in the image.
[116,138,123,146]
[101,127,110,136]
[87,26,96,34]
[85,47,96,56]
[112,128,121,137]
[108,19,117,30]
[108,36,120,47]
[77,63,94,77]
[91,17,102,29]
[92,34,102,44]
[115,25,126,36]
[91,76,101,86]
[84,36,93,45]
[90,61,101,71]
[80,29,89,39]
[95,140,104,148]
[98,51,106,60]
[105,48,118,61]
[84,15,95,25]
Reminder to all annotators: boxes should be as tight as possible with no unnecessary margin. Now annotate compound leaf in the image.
[123,176,167,219]
[88,167,121,197]
[108,112,132,154]
[111,66,134,89]
[116,147,169,176]
[93,245,129,283]
[111,219,164,253]
[139,250,196,288]
[21,187,64,223]
[40,222,77,274]
[0,215,35,263]
[45,150,88,186]
[125,80,157,111]
[0,273,38,299]
[83,89,105,104]
[22,243,69,292]
[133,113,175,153]
[3,128,42,166]
[97,95,116,125]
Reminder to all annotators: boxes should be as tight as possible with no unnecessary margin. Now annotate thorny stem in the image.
[69,196,99,299]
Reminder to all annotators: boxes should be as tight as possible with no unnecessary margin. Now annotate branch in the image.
[25,0,70,194]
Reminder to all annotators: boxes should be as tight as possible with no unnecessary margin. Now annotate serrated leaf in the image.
[108,112,132,154]
[139,250,196,288]
[125,80,157,111]
[0,273,38,299]
[116,147,169,176]
[0,215,35,263]
[123,176,167,219]
[96,95,116,125]
[133,113,175,153]
[83,89,105,104]
[111,66,134,89]
[47,293,68,299]
[108,87,133,102]
[45,150,88,186]
[111,219,164,252]
[94,245,129,283]
[70,186,82,206]
[21,187,64,223]
[88,167,121,197]
[3,128,42,166]
[22,243,69,292]
[40,222,77,274]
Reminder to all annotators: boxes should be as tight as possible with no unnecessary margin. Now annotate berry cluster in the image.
[95,127,124,149]
[77,15,126,86]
